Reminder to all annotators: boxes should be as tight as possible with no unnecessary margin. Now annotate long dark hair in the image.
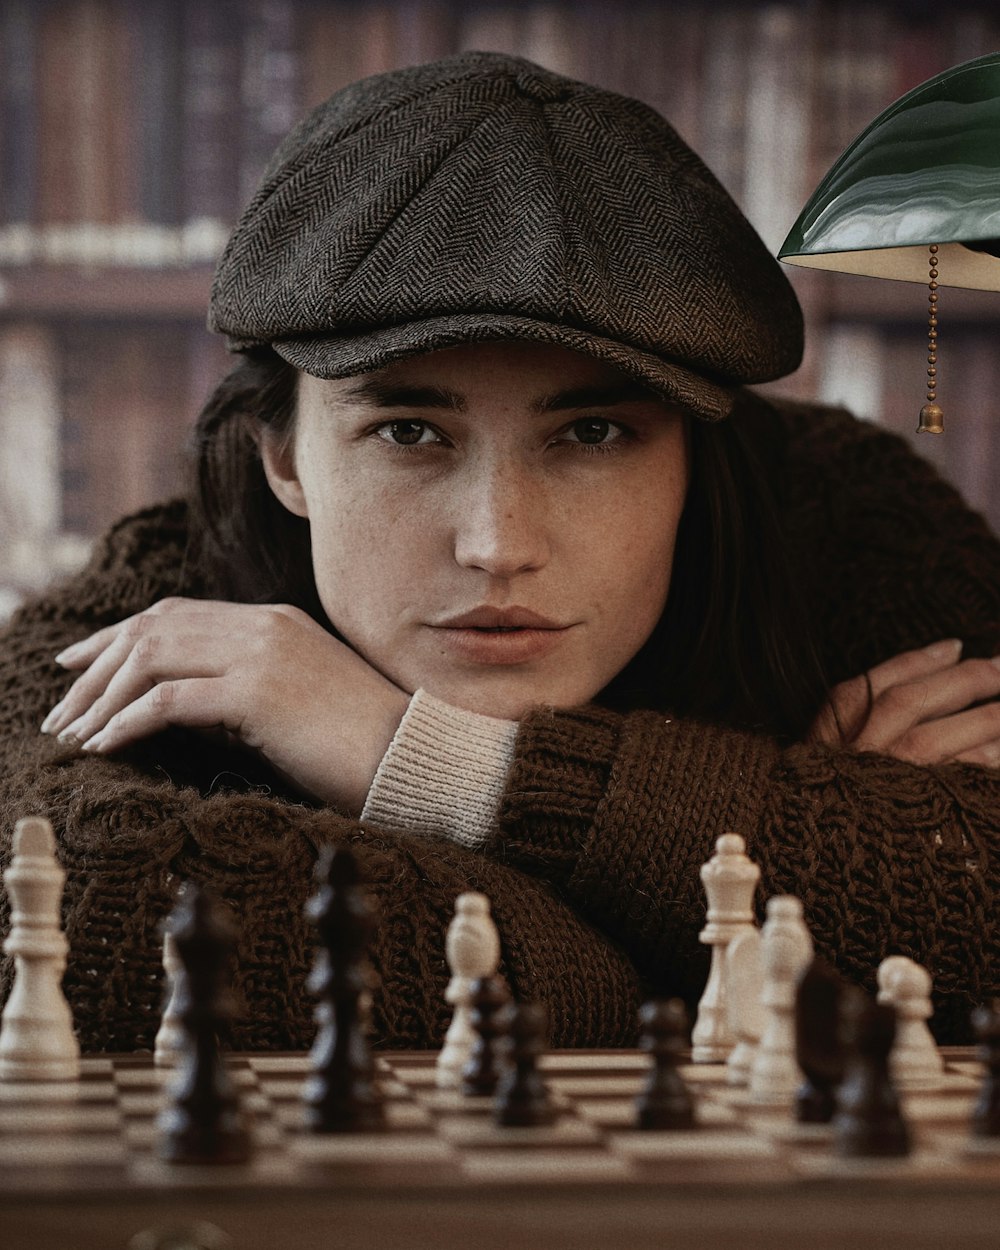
[189,348,828,739]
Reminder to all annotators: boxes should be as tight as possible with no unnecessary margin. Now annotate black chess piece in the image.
[832,986,910,1158]
[461,975,510,1096]
[634,998,695,1130]
[970,1001,1000,1137]
[794,958,845,1123]
[302,844,384,1133]
[157,884,251,1164]
[495,1001,557,1127]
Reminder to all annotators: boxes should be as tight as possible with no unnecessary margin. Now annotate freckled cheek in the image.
[588,487,682,616]
[306,492,433,633]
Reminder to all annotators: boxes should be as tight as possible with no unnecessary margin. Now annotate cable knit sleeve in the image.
[0,504,641,1053]
[489,403,1000,1043]
[492,709,1000,1042]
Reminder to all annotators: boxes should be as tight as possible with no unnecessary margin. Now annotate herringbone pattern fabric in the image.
[209,52,803,420]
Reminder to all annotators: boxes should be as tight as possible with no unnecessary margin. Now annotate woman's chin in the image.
[419,676,593,721]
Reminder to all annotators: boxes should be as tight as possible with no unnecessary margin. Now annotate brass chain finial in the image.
[917,244,943,434]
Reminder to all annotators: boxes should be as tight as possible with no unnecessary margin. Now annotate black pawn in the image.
[635,998,695,1131]
[495,1002,557,1128]
[461,975,510,1096]
[302,845,384,1133]
[157,884,251,1164]
[832,987,910,1158]
[970,1001,1000,1137]
[794,958,845,1124]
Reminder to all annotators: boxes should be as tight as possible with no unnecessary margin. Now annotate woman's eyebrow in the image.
[532,383,657,412]
[342,378,466,410]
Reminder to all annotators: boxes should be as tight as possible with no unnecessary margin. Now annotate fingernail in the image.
[58,721,84,745]
[40,700,65,735]
[925,638,963,659]
[81,731,107,753]
[56,734,83,752]
[54,643,83,665]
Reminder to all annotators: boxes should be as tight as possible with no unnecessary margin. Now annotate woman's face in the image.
[261,341,689,719]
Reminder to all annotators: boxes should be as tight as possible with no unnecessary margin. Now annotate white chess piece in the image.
[436,893,500,1089]
[0,817,80,1080]
[691,833,760,1062]
[748,895,813,1105]
[725,927,765,1086]
[153,927,184,1067]
[877,955,945,1088]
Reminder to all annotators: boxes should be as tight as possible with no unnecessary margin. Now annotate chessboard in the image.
[3,1048,1000,1250]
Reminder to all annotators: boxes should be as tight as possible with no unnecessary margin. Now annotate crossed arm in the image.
[37,596,1000,811]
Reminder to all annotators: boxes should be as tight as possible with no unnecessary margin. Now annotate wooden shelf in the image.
[0,265,216,320]
[798,271,1000,325]
[3,263,997,328]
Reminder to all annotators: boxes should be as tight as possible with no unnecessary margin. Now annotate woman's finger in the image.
[865,637,965,700]
[54,630,228,746]
[52,621,131,671]
[952,740,1000,769]
[42,630,141,737]
[887,700,1000,766]
[854,658,1000,754]
[809,638,966,745]
[80,677,241,754]
[53,598,238,670]
[43,600,252,736]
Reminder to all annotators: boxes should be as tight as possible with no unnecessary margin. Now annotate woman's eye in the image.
[561,418,622,446]
[376,420,439,446]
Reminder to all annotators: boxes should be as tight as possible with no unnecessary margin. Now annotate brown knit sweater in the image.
[1,397,998,1050]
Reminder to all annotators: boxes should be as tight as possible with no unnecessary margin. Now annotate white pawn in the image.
[748,896,813,1105]
[0,817,80,1080]
[436,893,501,1089]
[691,833,760,1063]
[153,927,184,1067]
[725,928,765,1086]
[877,955,944,1088]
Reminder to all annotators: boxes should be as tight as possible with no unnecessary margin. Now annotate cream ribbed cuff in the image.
[361,689,518,849]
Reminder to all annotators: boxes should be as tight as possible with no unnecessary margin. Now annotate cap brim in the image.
[269,314,735,421]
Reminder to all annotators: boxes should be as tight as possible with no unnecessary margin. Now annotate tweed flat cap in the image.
[209,51,803,420]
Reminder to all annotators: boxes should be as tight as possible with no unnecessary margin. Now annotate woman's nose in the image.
[452,463,550,578]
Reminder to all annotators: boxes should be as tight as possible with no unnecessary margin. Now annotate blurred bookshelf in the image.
[1,0,999,621]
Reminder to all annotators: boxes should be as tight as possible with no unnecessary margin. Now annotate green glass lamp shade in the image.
[779,53,1000,290]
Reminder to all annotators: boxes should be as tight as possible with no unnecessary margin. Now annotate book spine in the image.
[893,16,947,101]
[697,7,751,208]
[455,3,523,61]
[395,0,459,68]
[75,0,116,229]
[180,0,243,263]
[36,0,77,230]
[134,0,185,234]
[742,5,812,255]
[0,0,38,243]
[239,0,301,208]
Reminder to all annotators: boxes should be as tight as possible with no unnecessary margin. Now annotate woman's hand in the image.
[808,638,1000,767]
[39,597,411,813]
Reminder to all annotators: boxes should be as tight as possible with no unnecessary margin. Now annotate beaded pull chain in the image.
[917,244,943,434]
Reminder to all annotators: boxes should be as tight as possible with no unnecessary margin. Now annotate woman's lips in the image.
[435,607,565,630]
[427,607,575,665]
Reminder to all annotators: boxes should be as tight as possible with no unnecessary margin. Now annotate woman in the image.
[2,52,999,1050]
